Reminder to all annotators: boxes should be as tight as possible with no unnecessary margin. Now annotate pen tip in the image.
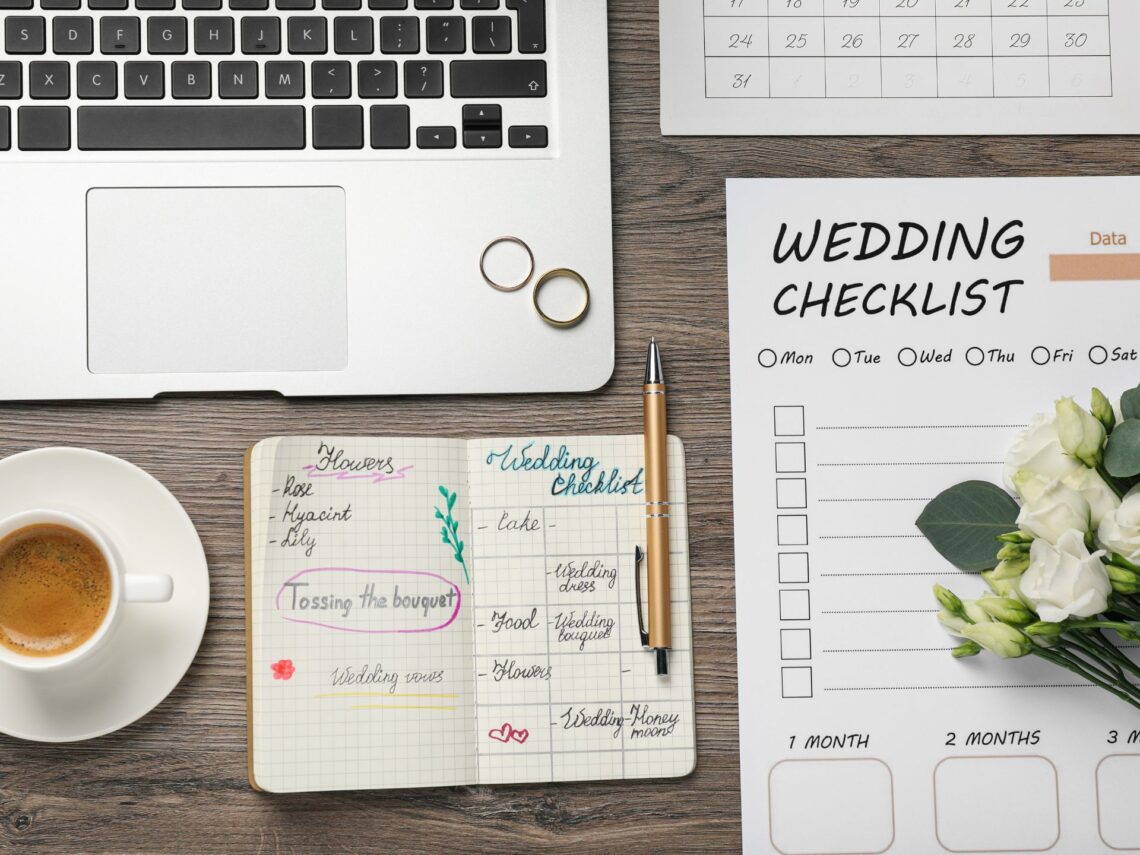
[645,339,664,385]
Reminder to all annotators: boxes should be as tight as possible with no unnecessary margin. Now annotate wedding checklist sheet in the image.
[660,0,1140,135]
[245,435,695,793]
[729,177,1140,853]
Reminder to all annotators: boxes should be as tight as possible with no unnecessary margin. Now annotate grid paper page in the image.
[730,177,1140,853]
[467,435,696,785]
[661,0,1140,135]
[249,437,477,793]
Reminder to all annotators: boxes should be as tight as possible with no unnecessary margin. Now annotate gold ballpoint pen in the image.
[643,338,672,676]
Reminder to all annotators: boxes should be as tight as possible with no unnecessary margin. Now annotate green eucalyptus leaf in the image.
[1105,419,1140,478]
[1121,386,1140,421]
[916,480,1020,572]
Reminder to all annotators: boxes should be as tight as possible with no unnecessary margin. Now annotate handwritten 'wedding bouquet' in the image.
[917,386,1140,708]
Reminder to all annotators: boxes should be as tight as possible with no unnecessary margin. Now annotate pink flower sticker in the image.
[271,659,296,681]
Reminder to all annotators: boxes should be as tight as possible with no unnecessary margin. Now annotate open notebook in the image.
[244,435,695,793]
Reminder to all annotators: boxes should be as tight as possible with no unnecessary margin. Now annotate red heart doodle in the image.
[488,724,514,743]
[509,728,529,744]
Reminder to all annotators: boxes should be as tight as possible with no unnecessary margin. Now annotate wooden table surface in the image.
[4,4,1140,853]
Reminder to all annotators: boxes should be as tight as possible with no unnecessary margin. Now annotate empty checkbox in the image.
[773,406,806,437]
[778,552,809,584]
[775,443,806,473]
[781,667,813,698]
[776,478,808,509]
[781,629,811,660]
[777,515,808,546]
[779,589,810,621]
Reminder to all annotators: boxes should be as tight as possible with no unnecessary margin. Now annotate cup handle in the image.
[124,574,174,603]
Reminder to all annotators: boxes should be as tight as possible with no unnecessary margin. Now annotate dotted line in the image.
[825,684,1092,692]
[822,648,952,653]
[818,535,926,540]
[818,498,934,503]
[819,572,970,577]
[822,609,939,615]
[819,461,1004,467]
[818,425,1026,431]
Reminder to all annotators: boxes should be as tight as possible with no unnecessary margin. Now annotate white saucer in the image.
[0,448,209,742]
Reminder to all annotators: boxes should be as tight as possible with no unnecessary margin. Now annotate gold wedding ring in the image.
[480,236,535,293]
[533,268,590,329]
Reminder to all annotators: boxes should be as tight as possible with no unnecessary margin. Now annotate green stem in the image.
[1055,641,1125,685]
[1085,631,1140,679]
[1097,463,1128,500]
[1033,648,1140,710]
[1067,634,1126,681]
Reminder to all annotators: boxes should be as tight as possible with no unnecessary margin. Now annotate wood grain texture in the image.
[3,3,1140,852]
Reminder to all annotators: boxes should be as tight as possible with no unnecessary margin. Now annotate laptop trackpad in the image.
[87,187,348,375]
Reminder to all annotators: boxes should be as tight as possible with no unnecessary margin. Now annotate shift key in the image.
[450,60,545,98]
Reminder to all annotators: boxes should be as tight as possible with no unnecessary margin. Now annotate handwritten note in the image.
[246,435,696,793]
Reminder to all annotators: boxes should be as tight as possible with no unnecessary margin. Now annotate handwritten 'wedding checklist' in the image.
[661,0,1140,135]
[730,177,1140,853]
[245,435,695,793]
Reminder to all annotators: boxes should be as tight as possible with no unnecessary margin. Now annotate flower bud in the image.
[1024,621,1064,647]
[977,596,1036,626]
[998,531,1034,544]
[997,542,1029,561]
[1091,388,1116,433]
[934,585,964,616]
[981,571,1023,600]
[938,610,969,636]
[1055,396,1107,468]
[961,622,1033,659]
[952,641,982,658]
[990,556,1030,579]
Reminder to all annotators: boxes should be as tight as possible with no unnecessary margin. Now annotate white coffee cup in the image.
[0,509,174,673]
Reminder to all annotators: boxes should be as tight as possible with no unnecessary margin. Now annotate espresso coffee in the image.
[0,524,112,658]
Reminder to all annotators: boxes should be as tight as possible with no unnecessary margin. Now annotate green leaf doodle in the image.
[435,486,469,584]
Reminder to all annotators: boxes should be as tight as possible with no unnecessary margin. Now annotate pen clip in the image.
[634,545,649,648]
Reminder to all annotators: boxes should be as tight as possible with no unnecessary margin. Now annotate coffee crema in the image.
[0,523,112,657]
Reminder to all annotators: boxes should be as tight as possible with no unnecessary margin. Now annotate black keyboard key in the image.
[18,106,69,150]
[379,16,416,53]
[414,0,450,7]
[322,0,359,8]
[101,17,140,53]
[416,125,454,149]
[0,0,32,8]
[194,16,233,53]
[241,16,280,53]
[0,107,8,151]
[505,0,542,53]
[463,128,499,148]
[312,104,361,148]
[182,0,222,8]
[461,0,497,7]
[264,60,303,96]
[77,60,116,98]
[462,102,499,125]
[370,103,407,147]
[78,105,304,149]
[508,124,545,147]
[42,0,81,9]
[136,0,175,8]
[5,17,45,54]
[229,0,267,8]
[53,17,94,54]
[471,16,509,53]
[0,63,21,99]
[89,0,128,8]
[124,60,163,97]
[29,61,68,98]
[311,60,349,97]
[218,60,257,97]
[171,60,210,97]
[148,17,187,53]
[357,60,395,97]
[368,0,405,7]
[287,16,325,52]
[426,16,463,53]
[276,0,313,8]
[404,59,442,98]
[450,59,544,98]
[333,16,371,53]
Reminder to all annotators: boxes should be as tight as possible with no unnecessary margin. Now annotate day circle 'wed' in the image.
[1031,347,1051,366]
[897,348,918,368]
[758,349,778,368]
[966,347,985,367]
[1090,346,1109,366]
[832,348,852,368]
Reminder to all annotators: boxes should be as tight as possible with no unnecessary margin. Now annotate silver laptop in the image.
[0,0,613,399]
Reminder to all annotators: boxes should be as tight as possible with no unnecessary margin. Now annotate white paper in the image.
[661,0,1140,135]
[728,177,1140,853]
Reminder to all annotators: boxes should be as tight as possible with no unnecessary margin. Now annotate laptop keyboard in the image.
[0,0,551,153]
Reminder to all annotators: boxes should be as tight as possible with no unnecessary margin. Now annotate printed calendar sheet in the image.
[729,177,1140,852]
[661,0,1140,135]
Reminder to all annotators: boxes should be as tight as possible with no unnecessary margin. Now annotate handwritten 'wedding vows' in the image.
[245,435,695,793]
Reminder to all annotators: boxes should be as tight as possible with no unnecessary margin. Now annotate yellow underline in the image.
[314,692,459,700]
[349,704,458,711]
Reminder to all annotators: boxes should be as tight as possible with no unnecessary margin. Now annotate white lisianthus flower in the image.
[1063,468,1121,529]
[1014,471,1091,543]
[1097,486,1140,563]
[1055,396,1107,468]
[961,622,1032,658]
[1020,529,1111,622]
[1004,412,1084,490]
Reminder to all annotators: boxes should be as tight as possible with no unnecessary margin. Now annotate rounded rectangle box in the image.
[1097,754,1140,849]
[934,755,1059,852]
[768,758,895,854]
